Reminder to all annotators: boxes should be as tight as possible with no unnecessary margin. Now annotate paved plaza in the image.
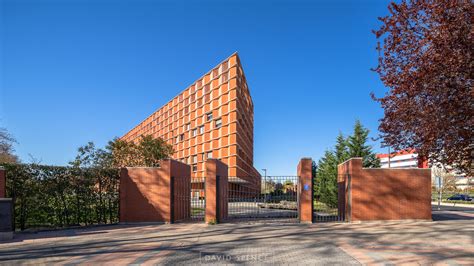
[0,207,473,265]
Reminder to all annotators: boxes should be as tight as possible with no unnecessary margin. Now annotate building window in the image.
[215,118,222,128]
[192,128,197,137]
[193,155,197,164]
[221,73,228,83]
[206,112,213,121]
[180,134,184,141]
[185,123,190,131]
[176,136,179,143]
[192,164,197,172]
[207,151,213,159]
[221,61,228,72]
[199,125,205,134]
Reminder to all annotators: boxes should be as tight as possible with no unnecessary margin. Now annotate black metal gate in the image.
[312,173,346,222]
[227,176,299,222]
[190,177,205,222]
[173,176,205,223]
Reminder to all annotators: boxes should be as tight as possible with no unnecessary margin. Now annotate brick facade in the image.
[119,159,190,223]
[121,53,260,188]
[338,158,432,221]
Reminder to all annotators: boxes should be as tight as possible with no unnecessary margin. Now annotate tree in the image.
[314,120,380,206]
[104,135,174,168]
[138,135,174,167]
[282,180,296,194]
[315,150,338,207]
[106,138,140,168]
[0,127,19,163]
[70,142,111,168]
[347,120,381,168]
[432,163,458,203]
[372,0,473,175]
[335,132,349,163]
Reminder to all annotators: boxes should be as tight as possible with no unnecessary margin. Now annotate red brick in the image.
[298,158,313,223]
[119,159,190,223]
[205,159,228,223]
[120,53,261,183]
[338,158,431,221]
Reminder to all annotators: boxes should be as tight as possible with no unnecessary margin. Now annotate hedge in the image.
[1,163,119,231]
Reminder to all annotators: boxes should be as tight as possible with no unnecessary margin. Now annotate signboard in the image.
[435,176,443,188]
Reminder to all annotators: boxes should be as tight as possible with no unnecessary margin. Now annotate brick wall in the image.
[338,158,431,221]
[119,159,190,223]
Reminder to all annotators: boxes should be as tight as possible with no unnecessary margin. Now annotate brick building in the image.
[122,53,260,188]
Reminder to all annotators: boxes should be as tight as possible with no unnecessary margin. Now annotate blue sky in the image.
[1,0,392,175]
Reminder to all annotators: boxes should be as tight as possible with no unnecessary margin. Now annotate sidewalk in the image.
[432,201,474,208]
[0,219,473,265]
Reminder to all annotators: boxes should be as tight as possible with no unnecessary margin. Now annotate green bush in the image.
[1,163,119,231]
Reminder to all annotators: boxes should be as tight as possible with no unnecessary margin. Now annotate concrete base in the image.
[0,231,13,241]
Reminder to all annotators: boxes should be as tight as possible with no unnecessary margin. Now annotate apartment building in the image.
[377,150,428,169]
[121,53,260,187]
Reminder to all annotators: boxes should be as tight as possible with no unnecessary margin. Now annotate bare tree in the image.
[432,163,458,201]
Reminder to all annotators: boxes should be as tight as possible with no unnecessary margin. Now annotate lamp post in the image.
[262,169,267,202]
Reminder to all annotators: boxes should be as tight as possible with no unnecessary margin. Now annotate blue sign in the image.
[304,184,310,191]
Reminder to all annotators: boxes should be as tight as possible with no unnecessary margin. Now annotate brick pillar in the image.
[0,167,5,198]
[205,159,228,224]
[297,158,313,223]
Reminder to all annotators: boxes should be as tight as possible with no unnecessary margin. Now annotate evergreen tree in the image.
[347,120,381,168]
[335,132,349,164]
[312,160,317,199]
[315,150,338,207]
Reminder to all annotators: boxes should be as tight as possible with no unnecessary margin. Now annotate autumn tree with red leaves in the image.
[372,0,473,175]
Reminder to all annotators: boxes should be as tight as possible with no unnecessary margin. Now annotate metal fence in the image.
[312,174,346,223]
[227,176,299,222]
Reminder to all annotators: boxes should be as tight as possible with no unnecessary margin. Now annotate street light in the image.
[261,169,267,202]
[261,168,267,179]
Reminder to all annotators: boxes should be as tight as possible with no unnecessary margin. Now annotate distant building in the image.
[377,150,428,169]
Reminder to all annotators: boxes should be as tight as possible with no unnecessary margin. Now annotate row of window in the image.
[125,61,245,141]
[175,116,222,143]
[179,152,214,172]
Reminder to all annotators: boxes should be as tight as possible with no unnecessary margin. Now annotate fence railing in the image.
[227,176,299,221]
[1,163,120,231]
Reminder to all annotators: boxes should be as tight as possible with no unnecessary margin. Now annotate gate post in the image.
[205,159,228,224]
[0,167,13,241]
[297,158,313,223]
[0,167,5,198]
